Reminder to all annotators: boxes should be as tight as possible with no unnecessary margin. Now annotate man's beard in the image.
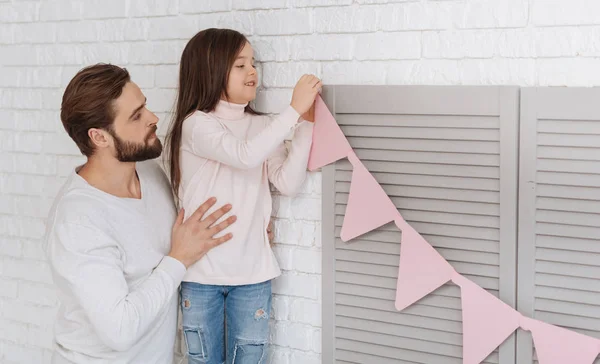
[108,127,162,163]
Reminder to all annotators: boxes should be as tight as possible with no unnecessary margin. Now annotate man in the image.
[44,63,238,363]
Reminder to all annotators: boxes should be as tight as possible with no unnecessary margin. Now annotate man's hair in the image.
[60,63,130,156]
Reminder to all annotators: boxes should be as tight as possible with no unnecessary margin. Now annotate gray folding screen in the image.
[517,88,600,364]
[321,85,520,364]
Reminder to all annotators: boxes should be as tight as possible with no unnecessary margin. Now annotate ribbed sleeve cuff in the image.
[157,256,187,284]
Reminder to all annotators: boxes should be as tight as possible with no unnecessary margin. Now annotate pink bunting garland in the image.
[393,219,454,311]
[307,95,352,171]
[340,152,398,242]
[308,95,600,364]
[453,274,521,364]
[521,317,600,364]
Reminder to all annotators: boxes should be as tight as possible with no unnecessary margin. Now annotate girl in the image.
[165,28,321,364]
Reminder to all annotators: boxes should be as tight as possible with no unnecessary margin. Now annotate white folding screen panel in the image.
[321,85,520,364]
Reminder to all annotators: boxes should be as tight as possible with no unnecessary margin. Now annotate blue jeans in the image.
[180,280,272,364]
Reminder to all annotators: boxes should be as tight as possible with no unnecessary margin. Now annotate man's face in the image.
[109,82,162,162]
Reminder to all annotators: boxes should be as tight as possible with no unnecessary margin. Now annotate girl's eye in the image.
[134,113,141,121]
[237,65,244,68]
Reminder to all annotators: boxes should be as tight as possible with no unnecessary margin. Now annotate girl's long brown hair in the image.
[165,28,259,206]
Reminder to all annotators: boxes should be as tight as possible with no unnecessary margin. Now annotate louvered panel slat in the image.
[335,159,500,179]
[534,312,600,335]
[536,247,600,266]
[538,145,600,161]
[335,182,500,203]
[538,119,600,134]
[535,261,600,280]
[337,306,462,335]
[537,171,600,188]
[537,159,600,174]
[538,133,600,148]
[336,348,419,364]
[536,235,600,254]
[336,240,499,269]
[536,209,600,228]
[334,231,499,253]
[336,327,461,358]
[336,338,500,364]
[535,286,600,306]
[537,184,600,201]
[535,273,600,293]
[340,125,500,141]
[338,220,499,243]
[518,88,600,364]
[334,215,500,239]
[335,242,499,265]
[335,170,501,191]
[336,114,499,129]
[335,280,473,303]
[335,193,500,216]
[336,269,498,294]
[335,260,398,279]
[323,86,518,364]
[335,293,462,321]
[535,298,600,320]
[335,239,401,254]
[535,222,600,240]
[537,197,600,214]
[336,360,362,364]
[336,338,462,364]
[335,249,401,267]
[353,149,500,166]
[346,137,500,154]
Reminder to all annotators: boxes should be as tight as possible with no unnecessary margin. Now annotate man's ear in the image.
[88,128,111,150]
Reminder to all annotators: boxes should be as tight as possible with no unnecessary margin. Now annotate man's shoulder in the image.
[44,178,114,253]
[47,180,109,228]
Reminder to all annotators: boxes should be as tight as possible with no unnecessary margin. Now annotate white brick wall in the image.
[1,0,600,363]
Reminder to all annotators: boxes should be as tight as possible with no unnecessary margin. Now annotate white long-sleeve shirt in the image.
[44,160,184,364]
[179,100,313,285]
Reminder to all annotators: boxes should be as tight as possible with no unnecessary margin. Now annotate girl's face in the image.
[224,42,258,104]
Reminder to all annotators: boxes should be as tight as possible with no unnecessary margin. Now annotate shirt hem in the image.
[182,268,281,286]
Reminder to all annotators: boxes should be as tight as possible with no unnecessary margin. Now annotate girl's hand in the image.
[301,102,315,122]
[290,74,322,116]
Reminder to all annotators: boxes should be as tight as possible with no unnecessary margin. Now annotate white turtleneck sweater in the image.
[179,101,314,285]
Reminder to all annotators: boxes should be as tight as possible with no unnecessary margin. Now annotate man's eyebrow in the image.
[129,97,147,120]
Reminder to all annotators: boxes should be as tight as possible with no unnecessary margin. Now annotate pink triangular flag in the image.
[340,153,398,241]
[307,95,352,171]
[394,220,455,311]
[521,317,600,364]
[455,275,520,364]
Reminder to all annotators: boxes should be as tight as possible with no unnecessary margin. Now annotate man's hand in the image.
[267,220,275,246]
[169,198,236,268]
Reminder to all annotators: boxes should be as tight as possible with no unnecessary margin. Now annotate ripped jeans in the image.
[180,280,271,364]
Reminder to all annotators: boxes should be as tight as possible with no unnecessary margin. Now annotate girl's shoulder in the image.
[185,109,218,123]
[182,110,224,131]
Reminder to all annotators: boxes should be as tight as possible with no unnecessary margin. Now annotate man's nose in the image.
[149,111,159,126]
